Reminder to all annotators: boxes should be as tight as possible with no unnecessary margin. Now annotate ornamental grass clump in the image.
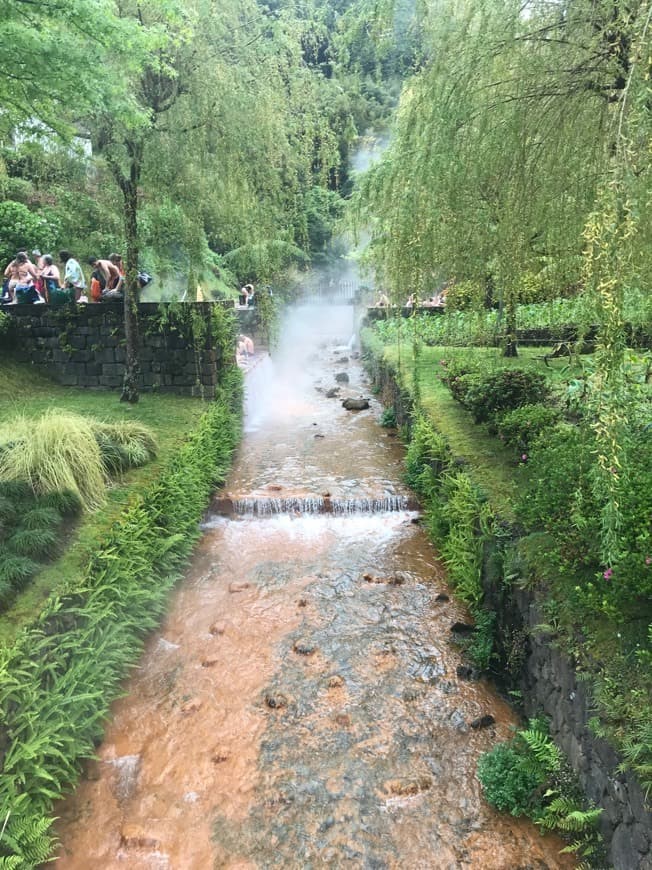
[0,411,106,510]
[92,420,158,474]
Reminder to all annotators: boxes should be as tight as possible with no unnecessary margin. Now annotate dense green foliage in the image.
[0,0,402,304]
[478,719,604,864]
[0,371,241,865]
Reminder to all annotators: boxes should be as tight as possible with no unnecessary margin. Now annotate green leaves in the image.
[0,373,241,865]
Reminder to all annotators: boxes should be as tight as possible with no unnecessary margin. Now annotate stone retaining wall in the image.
[2,301,259,397]
[366,347,652,870]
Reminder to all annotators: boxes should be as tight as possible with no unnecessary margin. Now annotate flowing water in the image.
[53,304,573,869]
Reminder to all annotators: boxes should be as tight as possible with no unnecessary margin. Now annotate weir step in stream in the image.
[53,304,573,869]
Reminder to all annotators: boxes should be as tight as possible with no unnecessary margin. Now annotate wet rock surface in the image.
[53,305,573,869]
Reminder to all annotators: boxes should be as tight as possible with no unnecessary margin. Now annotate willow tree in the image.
[356,0,649,353]
[87,0,348,400]
[0,0,140,138]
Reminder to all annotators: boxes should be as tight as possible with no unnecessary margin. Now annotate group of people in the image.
[374,290,447,308]
[1,250,128,306]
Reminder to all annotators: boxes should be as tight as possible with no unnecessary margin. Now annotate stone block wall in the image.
[2,302,235,398]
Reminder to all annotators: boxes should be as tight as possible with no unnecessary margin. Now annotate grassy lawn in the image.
[367,333,582,516]
[0,359,208,645]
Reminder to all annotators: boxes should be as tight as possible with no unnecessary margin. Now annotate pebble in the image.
[293,639,317,655]
[180,698,202,715]
[201,657,219,668]
[209,621,226,636]
[327,675,344,689]
[470,714,495,730]
[265,693,288,709]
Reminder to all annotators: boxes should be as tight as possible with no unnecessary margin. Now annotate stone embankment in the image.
[3,301,261,397]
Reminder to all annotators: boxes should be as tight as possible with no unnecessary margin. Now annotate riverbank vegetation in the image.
[0,366,242,864]
[356,0,652,825]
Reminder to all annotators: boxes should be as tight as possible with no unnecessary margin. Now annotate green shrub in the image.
[8,527,59,559]
[38,489,82,517]
[0,551,39,590]
[496,403,561,451]
[479,719,604,862]
[445,279,485,312]
[463,368,550,423]
[0,411,106,510]
[440,359,482,405]
[92,420,158,473]
[0,200,59,266]
[405,415,451,490]
[379,407,397,428]
[478,719,560,816]
[464,607,496,671]
[477,742,544,815]
[429,470,489,606]
[518,423,599,570]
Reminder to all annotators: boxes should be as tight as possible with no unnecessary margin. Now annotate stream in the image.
[53,303,572,868]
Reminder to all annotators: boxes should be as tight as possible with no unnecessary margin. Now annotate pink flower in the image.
[603,568,613,580]
[646,556,651,566]
[521,454,528,462]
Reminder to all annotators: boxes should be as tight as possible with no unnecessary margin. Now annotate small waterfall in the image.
[109,754,141,804]
[212,494,417,517]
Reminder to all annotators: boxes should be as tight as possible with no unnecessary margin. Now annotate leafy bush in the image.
[0,481,71,607]
[479,719,604,862]
[496,403,561,451]
[404,414,451,490]
[479,719,560,816]
[519,422,652,613]
[379,407,397,428]
[445,279,485,311]
[0,200,59,266]
[477,742,544,815]
[439,359,482,405]
[463,368,550,423]
[0,413,158,509]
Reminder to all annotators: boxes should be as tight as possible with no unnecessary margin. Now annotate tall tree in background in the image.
[88,0,350,402]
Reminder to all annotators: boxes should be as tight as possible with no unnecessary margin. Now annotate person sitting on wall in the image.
[405,293,416,308]
[88,257,122,300]
[108,253,125,292]
[3,252,38,303]
[39,255,61,302]
[376,292,390,307]
[59,250,86,302]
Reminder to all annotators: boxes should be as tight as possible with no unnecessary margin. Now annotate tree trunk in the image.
[120,145,142,403]
[502,287,518,358]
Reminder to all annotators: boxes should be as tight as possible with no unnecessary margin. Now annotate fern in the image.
[518,723,561,775]
[0,813,55,867]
